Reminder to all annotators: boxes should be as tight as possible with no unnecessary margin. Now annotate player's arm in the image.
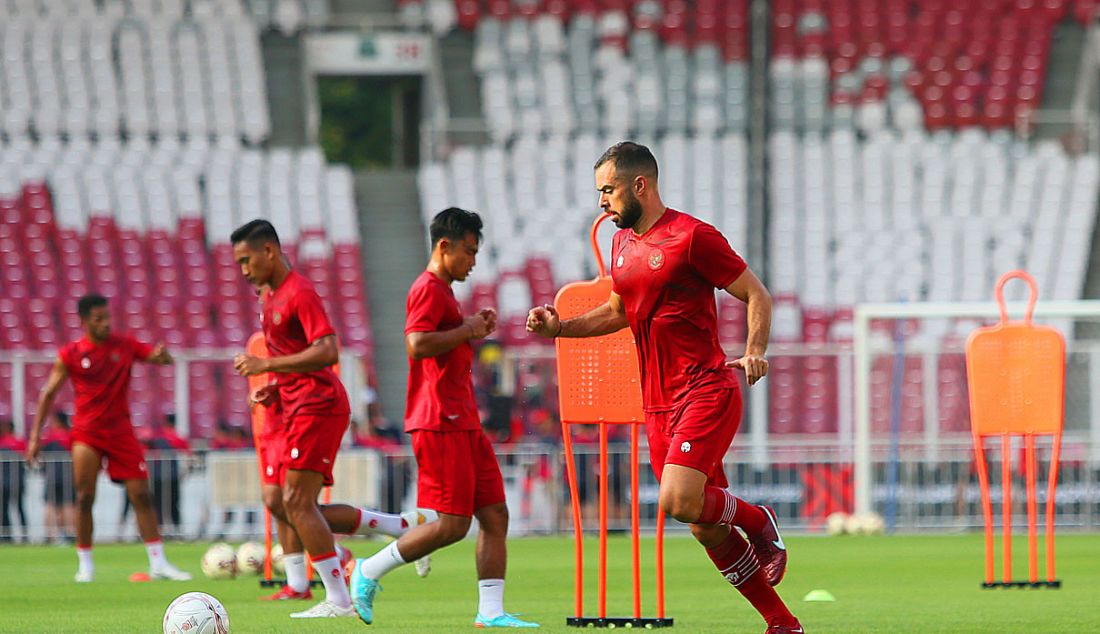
[722,267,772,386]
[235,334,339,375]
[526,291,629,339]
[26,357,69,467]
[406,308,496,359]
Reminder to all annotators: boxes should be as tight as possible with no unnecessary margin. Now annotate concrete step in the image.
[355,169,426,423]
[262,32,307,147]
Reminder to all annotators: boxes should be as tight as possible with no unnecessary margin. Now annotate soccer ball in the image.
[844,513,864,536]
[201,543,238,579]
[857,512,886,535]
[270,543,285,575]
[825,511,850,536]
[236,542,265,575]
[163,591,230,634]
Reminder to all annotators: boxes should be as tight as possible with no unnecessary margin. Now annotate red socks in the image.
[706,528,797,628]
[698,487,767,535]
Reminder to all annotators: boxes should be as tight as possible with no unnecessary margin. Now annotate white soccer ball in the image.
[270,543,285,575]
[163,591,230,634]
[825,511,850,536]
[858,512,886,535]
[201,543,238,579]
[844,513,865,536]
[236,542,265,575]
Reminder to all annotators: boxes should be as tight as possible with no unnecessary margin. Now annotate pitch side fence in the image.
[2,440,1099,543]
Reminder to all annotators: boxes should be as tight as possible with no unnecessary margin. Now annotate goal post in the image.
[852,299,1100,517]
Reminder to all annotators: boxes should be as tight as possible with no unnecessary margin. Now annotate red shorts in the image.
[71,427,148,482]
[645,387,742,488]
[281,412,348,486]
[259,428,285,487]
[411,429,506,517]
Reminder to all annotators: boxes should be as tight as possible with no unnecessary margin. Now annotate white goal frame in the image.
[852,299,1100,515]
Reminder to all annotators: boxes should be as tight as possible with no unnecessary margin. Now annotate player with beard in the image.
[527,142,803,633]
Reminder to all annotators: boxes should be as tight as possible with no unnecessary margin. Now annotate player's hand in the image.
[464,312,494,340]
[233,353,270,376]
[726,354,769,386]
[526,304,561,338]
[25,437,41,468]
[150,343,173,365]
[478,308,498,333]
[250,385,277,407]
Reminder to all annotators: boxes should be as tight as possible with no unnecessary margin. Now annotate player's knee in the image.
[660,491,702,524]
[130,488,154,510]
[76,491,95,512]
[262,489,285,517]
[437,517,471,544]
[280,487,312,517]
[477,504,509,535]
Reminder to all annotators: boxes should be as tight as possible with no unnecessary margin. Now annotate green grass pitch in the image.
[3,533,1098,633]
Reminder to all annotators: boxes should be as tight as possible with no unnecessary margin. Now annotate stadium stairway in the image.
[356,169,428,426]
[262,31,310,147]
[1038,16,1088,139]
[440,29,491,146]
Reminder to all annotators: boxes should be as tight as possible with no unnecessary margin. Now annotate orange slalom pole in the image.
[598,423,608,619]
[1025,435,1038,583]
[561,421,584,619]
[630,424,641,619]
[973,437,995,584]
[1001,434,1012,584]
[655,509,666,619]
[1046,435,1062,582]
[263,508,273,581]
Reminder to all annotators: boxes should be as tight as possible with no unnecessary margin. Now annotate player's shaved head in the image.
[77,293,107,320]
[594,142,659,183]
[230,219,281,248]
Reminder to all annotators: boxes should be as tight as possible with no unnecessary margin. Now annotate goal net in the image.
[852,299,1100,531]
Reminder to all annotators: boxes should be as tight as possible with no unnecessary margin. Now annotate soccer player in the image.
[350,208,538,628]
[245,320,428,605]
[25,294,191,582]
[231,220,424,617]
[527,143,803,634]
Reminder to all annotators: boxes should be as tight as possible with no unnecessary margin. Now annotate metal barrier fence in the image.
[2,442,1099,543]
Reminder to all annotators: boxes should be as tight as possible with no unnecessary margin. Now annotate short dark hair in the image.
[231,219,281,246]
[77,293,107,319]
[594,141,659,182]
[430,207,483,246]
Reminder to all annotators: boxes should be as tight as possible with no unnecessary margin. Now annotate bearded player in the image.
[26,294,191,583]
[527,143,803,633]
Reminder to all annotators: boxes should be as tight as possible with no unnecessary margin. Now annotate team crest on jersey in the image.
[80,357,91,369]
[616,255,624,268]
[110,352,120,362]
[648,249,665,270]
[273,311,282,325]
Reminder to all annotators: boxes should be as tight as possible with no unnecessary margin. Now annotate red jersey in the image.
[610,209,747,412]
[261,270,350,420]
[59,335,153,436]
[404,270,480,432]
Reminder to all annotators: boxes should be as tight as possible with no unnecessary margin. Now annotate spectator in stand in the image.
[351,418,409,514]
[207,421,258,539]
[0,420,28,542]
[41,412,76,544]
[146,414,192,534]
[206,420,249,451]
[351,418,402,452]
